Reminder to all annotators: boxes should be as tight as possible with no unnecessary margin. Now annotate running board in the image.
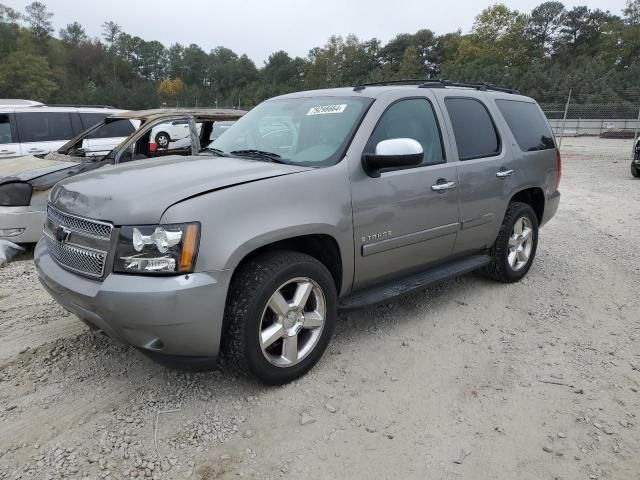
[339,255,490,310]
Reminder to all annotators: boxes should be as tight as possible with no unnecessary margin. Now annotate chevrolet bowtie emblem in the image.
[54,225,71,243]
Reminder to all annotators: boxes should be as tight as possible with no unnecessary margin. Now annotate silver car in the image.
[35,81,561,384]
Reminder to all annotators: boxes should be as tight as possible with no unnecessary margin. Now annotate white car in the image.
[149,120,235,151]
[0,103,128,160]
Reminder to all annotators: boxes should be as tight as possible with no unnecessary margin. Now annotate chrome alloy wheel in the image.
[259,277,326,367]
[157,134,169,147]
[508,216,534,271]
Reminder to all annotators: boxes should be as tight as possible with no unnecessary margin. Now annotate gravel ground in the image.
[0,137,639,480]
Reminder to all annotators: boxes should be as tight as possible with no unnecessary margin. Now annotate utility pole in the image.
[558,89,571,149]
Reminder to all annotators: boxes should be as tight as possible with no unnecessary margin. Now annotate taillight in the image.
[149,142,158,153]
[555,147,562,190]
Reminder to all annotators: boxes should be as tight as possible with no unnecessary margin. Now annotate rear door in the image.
[0,112,21,160]
[350,92,459,289]
[436,94,515,254]
[14,110,76,156]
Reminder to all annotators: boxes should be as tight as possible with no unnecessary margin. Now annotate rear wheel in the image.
[221,251,337,385]
[631,161,640,178]
[484,202,539,283]
[155,132,170,149]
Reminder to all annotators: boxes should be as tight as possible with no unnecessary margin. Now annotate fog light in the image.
[0,228,25,237]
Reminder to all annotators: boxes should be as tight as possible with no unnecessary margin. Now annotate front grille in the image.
[45,233,106,278]
[45,204,113,278]
[47,204,112,239]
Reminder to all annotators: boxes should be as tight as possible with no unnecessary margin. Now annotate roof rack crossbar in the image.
[353,79,519,94]
[353,79,439,91]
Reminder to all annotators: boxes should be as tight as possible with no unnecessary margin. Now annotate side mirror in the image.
[362,138,424,178]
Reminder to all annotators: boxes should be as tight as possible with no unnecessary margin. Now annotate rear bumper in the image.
[34,239,232,357]
[541,190,560,227]
[0,206,45,243]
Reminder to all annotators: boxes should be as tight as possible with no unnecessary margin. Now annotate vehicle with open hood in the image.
[35,81,561,384]
[0,109,244,243]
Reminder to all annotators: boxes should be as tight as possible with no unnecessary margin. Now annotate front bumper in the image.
[34,239,232,357]
[0,205,45,243]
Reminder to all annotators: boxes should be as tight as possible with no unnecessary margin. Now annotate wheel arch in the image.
[508,187,545,225]
[226,230,347,296]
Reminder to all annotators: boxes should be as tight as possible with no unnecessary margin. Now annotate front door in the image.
[349,94,459,289]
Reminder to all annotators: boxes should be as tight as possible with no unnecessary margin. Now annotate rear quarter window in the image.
[444,97,500,160]
[15,112,74,143]
[496,100,555,151]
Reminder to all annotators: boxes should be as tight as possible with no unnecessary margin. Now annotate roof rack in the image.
[353,79,519,94]
[43,104,116,109]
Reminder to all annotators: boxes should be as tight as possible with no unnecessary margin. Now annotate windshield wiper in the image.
[204,147,228,157]
[230,149,290,164]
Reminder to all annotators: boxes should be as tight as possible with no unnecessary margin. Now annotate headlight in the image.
[114,223,200,274]
[0,182,33,206]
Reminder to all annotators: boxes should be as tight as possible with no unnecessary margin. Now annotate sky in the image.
[8,0,630,65]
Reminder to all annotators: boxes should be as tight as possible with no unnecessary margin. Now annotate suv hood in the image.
[50,155,312,224]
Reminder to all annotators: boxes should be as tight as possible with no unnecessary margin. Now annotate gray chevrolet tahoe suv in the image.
[35,81,561,384]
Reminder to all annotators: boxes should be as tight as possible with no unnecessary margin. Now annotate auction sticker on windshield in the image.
[306,104,347,116]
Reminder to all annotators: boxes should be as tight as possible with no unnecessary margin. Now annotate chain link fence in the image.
[541,102,640,139]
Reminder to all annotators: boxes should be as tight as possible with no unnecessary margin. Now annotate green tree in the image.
[0,3,21,23]
[625,0,640,25]
[527,1,565,54]
[101,21,121,47]
[0,51,58,100]
[397,46,423,78]
[24,1,53,42]
[60,22,88,46]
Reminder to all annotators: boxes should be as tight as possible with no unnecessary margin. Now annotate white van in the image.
[0,103,131,160]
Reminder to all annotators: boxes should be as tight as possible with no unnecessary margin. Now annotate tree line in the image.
[0,1,638,109]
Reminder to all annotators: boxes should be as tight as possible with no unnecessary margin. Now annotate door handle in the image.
[496,169,514,178]
[431,181,457,192]
[0,150,17,155]
[28,148,45,152]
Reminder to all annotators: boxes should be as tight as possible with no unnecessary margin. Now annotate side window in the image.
[365,98,445,166]
[0,114,14,144]
[15,112,74,143]
[496,100,555,151]
[445,98,500,160]
[82,115,135,139]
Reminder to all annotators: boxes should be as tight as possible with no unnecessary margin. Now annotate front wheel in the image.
[631,161,640,178]
[484,202,539,283]
[221,251,337,385]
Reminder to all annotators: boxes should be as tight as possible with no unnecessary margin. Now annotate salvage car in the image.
[35,81,561,384]
[0,109,244,243]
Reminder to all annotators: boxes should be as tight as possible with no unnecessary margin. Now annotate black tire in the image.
[484,201,539,283]
[155,132,170,148]
[221,251,337,385]
[631,161,640,178]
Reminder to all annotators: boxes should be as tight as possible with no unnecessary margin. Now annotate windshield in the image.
[208,96,373,167]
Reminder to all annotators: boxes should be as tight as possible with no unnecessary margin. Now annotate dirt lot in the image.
[1,137,639,480]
